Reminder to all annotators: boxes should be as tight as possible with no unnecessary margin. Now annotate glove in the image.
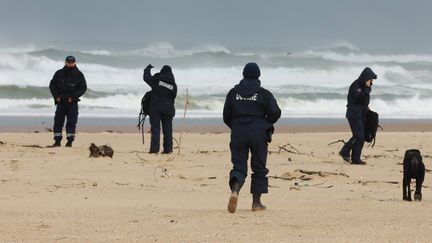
[145,64,154,70]
[266,127,274,143]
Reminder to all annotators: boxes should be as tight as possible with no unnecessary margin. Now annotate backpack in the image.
[364,110,380,146]
[137,91,152,144]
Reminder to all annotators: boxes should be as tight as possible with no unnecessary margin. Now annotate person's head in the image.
[159,65,175,82]
[160,65,172,74]
[242,62,261,79]
[65,56,76,67]
[359,67,377,86]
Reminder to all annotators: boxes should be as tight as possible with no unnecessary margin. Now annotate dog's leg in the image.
[414,174,424,201]
[403,176,412,201]
[407,178,412,201]
[403,176,408,201]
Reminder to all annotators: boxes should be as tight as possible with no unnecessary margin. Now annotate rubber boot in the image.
[252,193,266,211]
[228,180,241,213]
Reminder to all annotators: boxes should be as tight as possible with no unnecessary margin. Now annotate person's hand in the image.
[56,97,61,102]
[145,64,154,70]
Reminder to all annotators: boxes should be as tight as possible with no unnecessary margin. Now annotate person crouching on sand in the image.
[339,67,377,165]
[49,56,87,147]
[223,62,281,213]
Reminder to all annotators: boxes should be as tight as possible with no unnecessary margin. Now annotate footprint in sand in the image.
[9,160,20,171]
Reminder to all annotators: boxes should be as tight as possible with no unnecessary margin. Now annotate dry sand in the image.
[1,130,432,242]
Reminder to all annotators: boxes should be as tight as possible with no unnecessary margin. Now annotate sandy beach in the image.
[1,127,432,242]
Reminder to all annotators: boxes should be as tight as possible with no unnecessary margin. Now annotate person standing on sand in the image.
[49,56,87,147]
[339,67,377,165]
[143,64,177,154]
[223,62,281,213]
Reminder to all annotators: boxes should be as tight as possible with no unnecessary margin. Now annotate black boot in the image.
[65,140,73,147]
[228,180,241,213]
[252,193,266,211]
[52,139,61,147]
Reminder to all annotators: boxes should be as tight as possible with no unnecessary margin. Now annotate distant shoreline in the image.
[1,116,432,133]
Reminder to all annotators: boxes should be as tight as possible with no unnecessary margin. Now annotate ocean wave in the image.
[1,94,432,119]
[1,43,432,118]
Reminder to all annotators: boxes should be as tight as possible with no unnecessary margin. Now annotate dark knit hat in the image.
[242,62,261,79]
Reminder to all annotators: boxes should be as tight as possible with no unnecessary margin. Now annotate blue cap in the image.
[65,56,76,63]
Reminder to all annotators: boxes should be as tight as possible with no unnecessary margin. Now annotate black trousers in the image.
[229,129,269,194]
[340,118,365,162]
[149,110,173,153]
[53,103,78,141]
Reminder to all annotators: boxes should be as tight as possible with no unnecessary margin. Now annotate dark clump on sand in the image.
[89,143,114,158]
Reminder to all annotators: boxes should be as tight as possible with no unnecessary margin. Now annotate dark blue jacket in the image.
[223,78,281,131]
[143,65,177,117]
[49,66,87,104]
[346,67,377,119]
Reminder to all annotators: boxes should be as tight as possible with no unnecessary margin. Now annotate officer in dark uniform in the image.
[223,62,281,213]
[143,64,177,154]
[49,56,87,147]
[339,67,377,164]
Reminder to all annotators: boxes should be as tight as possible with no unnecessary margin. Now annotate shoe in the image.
[65,141,73,147]
[351,160,366,165]
[51,140,61,147]
[339,151,350,163]
[227,192,238,213]
[161,150,173,154]
[149,151,159,154]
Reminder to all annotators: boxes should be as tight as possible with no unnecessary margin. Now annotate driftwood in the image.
[269,175,296,181]
[364,154,387,159]
[358,180,399,185]
[21,144,44,148]
[270,169,349,182]
[328,139,346,146]
[296,169,349,178]
[277,143,301,154]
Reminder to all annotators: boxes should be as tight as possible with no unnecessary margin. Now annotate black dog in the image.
[403,149,425,201]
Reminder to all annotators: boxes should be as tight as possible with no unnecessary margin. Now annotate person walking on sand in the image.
[143,64,177,154]
[339,67,377,165]
[223,62,281,213]
[49,56,87,147]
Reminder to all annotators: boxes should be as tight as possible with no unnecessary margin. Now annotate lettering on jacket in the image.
[236,93,257,101]
[159,81,174,90]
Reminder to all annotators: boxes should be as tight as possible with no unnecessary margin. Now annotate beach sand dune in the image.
[1,131,432,242]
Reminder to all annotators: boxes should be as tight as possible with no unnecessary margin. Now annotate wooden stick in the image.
[177,88,189,155]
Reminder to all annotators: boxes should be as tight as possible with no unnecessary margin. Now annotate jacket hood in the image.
[358,67,377,82]
[242,62,261,79]
[159,65,175,83]
[234,79,261,96]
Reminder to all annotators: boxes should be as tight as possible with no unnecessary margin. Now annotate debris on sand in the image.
[89,143,114,158]
[270,169,349,181]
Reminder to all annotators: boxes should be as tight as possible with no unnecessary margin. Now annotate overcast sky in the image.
[0,0,431,53]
